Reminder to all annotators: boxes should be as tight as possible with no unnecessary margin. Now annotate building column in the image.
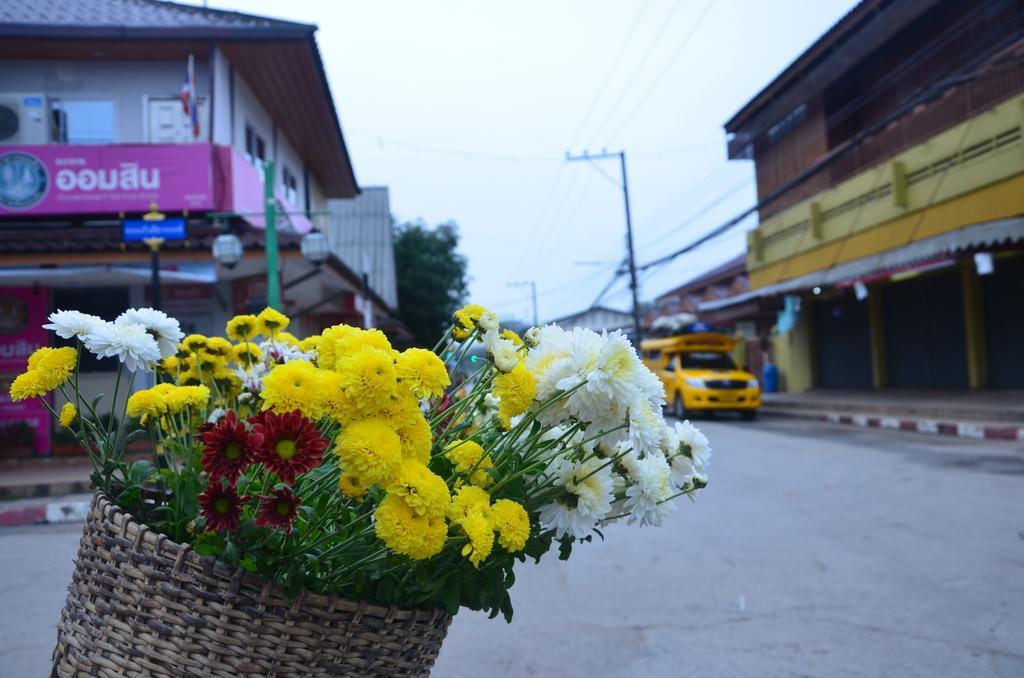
[868,283,886,389]
[961,262,988,389]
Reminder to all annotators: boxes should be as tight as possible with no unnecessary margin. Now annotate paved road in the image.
[3,418,1023,677]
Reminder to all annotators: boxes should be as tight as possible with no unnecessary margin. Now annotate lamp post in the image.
[142,202,165,311]
[263,160,281,310]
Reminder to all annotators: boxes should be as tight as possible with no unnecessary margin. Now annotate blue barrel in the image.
[762,362,779,393]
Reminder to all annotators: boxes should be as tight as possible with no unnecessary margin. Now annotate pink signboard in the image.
[0,287,51,456]
[0,144,214,216]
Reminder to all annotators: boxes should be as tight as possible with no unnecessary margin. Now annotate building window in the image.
[766,103,806,145]
[282,166,298,206]
[245,123,266,166]
[50,99,116,144]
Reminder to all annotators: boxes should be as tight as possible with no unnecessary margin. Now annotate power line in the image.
[606,0,717,143]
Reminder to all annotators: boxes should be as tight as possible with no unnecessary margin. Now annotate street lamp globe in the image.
[212,233,244,269]
[301,230,330,266]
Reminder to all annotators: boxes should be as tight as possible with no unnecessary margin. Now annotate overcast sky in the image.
[205,0,856,324]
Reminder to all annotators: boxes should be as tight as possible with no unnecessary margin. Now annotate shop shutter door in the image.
[982,256,1024,388]
[813,294,872,388]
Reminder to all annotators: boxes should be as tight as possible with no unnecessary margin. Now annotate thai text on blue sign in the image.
[123,218,186,242]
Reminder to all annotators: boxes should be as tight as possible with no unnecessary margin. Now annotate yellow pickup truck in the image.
[641,332,760,420]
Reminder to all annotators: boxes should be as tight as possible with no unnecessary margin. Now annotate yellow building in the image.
[720,0,1024,392]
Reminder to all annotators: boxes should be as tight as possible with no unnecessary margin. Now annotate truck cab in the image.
[641,331,760,420]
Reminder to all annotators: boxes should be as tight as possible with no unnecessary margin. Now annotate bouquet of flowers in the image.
[12,304,710,620]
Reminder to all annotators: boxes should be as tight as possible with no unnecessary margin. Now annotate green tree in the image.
[393,220,469,346]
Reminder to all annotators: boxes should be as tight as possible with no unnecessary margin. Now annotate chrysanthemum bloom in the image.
[84,322,162,372]
[226,314,259,341]
[334,327,398,360]
[447,485,491,523]
[538,456,616,539]
[58,402,77,428]
[395,348,450,399]
[487,334,519,373]
[43,309,101,340]
[275,331,301,347]
[160,355,180,374]
[337,346,397,414]
[233,341,262,368]
[493,362,536,424]
[477,311,499,332]
[115,308,184,358]
[9,370,46,401]
[203,336,234,359]
[459,510,494,568]
[259,360,323,418]
[386,460,450,518]
[319,370,358,424]
[165,385,211,415]
[395,415,432,464]
[299,335,320,353]
[444,439,494,487]
[28,346,77,390]
[126,388,167,419]
[500,328,523,346]
[373,386,422,429]
[315,324,359,370]
[623,454,676,527]
[338,472,368,501]
[373,495,447,559]
[251,410,328,483]
[199,483,246,532]
[255,487,301,534]
[198,410,263,482]
[490,499,530,552]
[181,334,209,353]
[256,307,289,337]
[453,304,487,332]
[334,418,402,487]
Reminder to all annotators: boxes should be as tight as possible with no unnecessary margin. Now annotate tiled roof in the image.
[0,0,312,34]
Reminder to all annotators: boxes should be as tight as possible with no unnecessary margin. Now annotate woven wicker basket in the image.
[52,494,451,677]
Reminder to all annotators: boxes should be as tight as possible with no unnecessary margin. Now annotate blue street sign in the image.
[123,218,186,242]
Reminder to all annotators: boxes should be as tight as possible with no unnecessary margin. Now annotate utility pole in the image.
[361,252,373,329]
[565,149,643,343]
[508,281,538,326]
[263,159,281,310]
[142,202,166,312]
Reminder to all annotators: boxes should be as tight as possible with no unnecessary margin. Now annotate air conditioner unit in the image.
[0,94,50,144]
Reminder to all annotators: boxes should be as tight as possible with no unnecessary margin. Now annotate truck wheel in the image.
[673,394,686,420]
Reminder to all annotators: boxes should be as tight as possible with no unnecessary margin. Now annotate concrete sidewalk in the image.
[761,389,1024,442]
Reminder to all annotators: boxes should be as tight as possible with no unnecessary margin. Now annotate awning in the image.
[700,216,1024,312]
[0,262,217,287]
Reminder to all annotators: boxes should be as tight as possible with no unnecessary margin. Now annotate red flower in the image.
[199,483,246,532]
[250,410,327,483]
[197,411,263,483]
[255,487,302,534]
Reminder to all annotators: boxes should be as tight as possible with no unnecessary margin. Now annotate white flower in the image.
[485,331,519,373]
[43,310,102,340]
[235,362,267,394]
[673,419,711,473]
[538,456,616,538]
[524,327,541,347]
[258,339,306,364]
[478,311,499,332]
[83,322,161,372]
[114,308,183,359]
[627,398,670,457]
[623,454,676,527]
[207,407,227,424]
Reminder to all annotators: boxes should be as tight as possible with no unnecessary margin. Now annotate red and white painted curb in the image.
[0,497,90,528]
[768,408,1024,442]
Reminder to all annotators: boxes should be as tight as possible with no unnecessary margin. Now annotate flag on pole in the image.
[181,54,200,139]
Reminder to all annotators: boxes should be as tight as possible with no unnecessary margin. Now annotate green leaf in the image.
[193,531,225,557]
[128,460,157,485]
[499,591,514,623]
[441,581,461,617]
[558,535,573,561]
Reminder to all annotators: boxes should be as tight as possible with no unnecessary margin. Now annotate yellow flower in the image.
[501,329,523,346]
[453,304,487,331]
[395,348,450,399]
[166,385,210,414]
[58,402,78,428]
[334,418,402,486]
[182,334,208,353]
[160,355,180,374]
[29,346,77,390]
[444,439,494,487]
[233,342,262,367]
[226,314,259,341]
[257,307,290,336]
[447,485,491,522]
[459,510,494,568]
[259,360,323,418]
[319,370,358,424]
[203,336,234,358]
[491,499,530,552]
[493,362,536,422]
[373,495,447,560]
[338,472,368,501]
[126,389,167,419]
[194,350,220,374]
[335,327,398,361]
[336,346,397,414]
[451,325,471,342]
[386,460,450,518]
[299,335,320,352]
[10,370,47,401]
[276,331,301,347]
[395,414,432,464]
[373,386,422,429]
[316,324,359,370]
